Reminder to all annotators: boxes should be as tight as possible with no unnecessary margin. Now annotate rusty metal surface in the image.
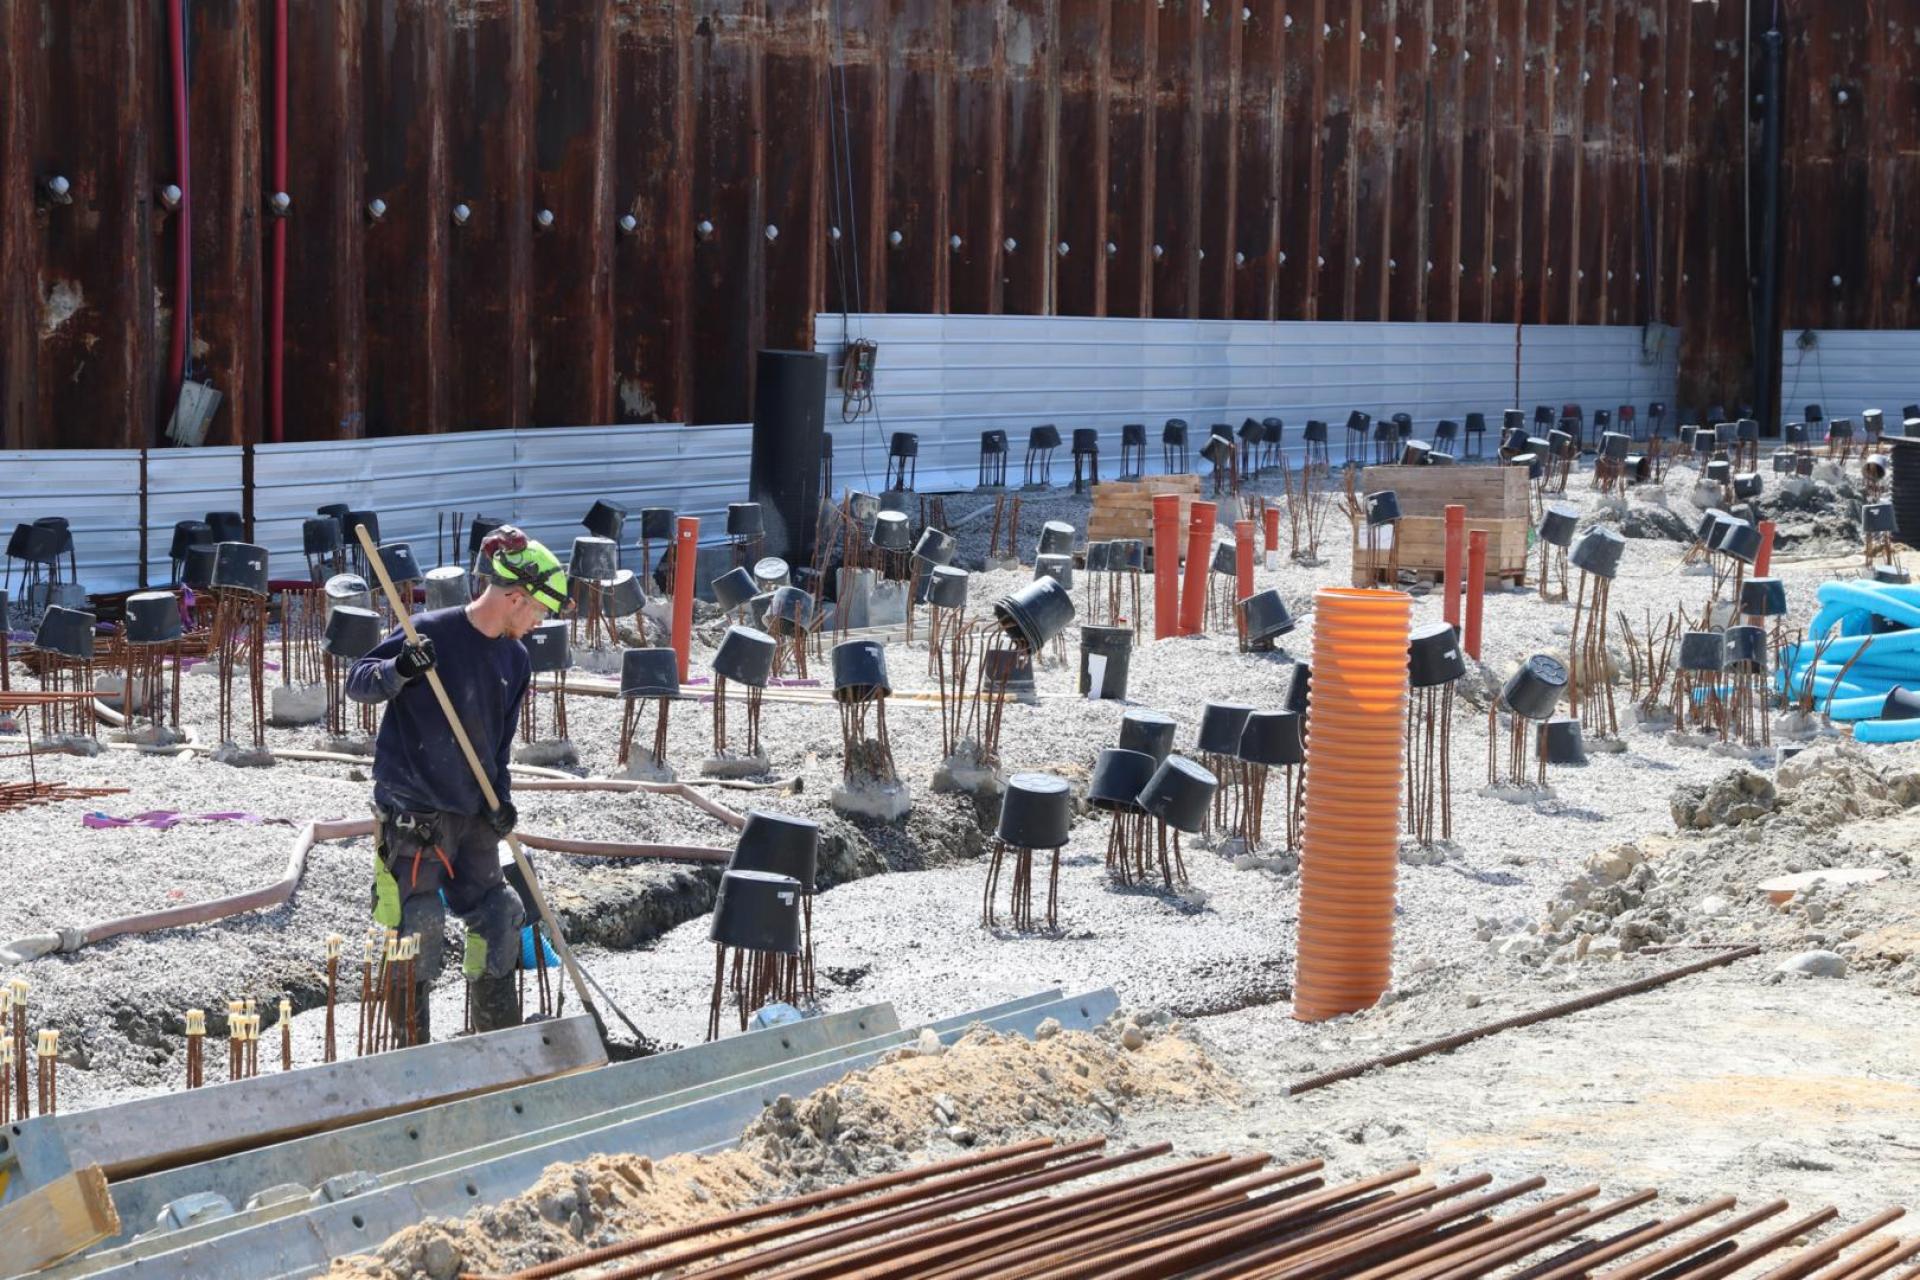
[9,0,1907,449]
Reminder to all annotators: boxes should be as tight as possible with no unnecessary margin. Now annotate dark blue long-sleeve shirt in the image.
[346,607,530,817]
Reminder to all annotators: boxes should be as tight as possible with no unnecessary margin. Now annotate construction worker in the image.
[347,525,569,1043]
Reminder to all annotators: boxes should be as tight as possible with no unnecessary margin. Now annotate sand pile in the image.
[1484,743,1920,989]
[329,1019,1231,1279]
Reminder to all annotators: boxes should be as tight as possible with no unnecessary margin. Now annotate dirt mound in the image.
[330,1020,1231,1279]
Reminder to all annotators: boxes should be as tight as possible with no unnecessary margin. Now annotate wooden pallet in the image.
[1350,513,1530,584]
[1086,474,1204,543]
[1351,561,1528,590]
[1359,464,1531,520]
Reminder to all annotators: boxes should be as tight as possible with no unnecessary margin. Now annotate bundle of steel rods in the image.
[464,1136,1918,1280]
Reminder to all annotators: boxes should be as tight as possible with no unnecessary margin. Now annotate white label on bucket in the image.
[1087,654,1108,699]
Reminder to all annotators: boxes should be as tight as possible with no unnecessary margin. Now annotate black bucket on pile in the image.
[584,500,628,542]
[621,647,681,699]
[1239,710,1305,767]
[1408,622,1467,688]
[1119,709,1177,764]
[639,508,676,542]
[712,567,758,611]
[1677,630,1726,673]
[34,606,94,660]
[211,543,270,597]
[605,569,646,617]
[1089,748,1157,812]
[913,527,957,568]
[729,812,820,892]
[124,592,183,645]
[1740,577,1788,617]
[323,606,382,660]
[303,517,343,558]
[831,638,891,703]
[1569,528,1624,579]
[710,869,802,954]
[713,626,777,687]
[1501,655,1567,721]
[993,577,1076,652]
[1540,717,1587,765]
[524,620,572,674]
[1138,756,1218,835]
[1538,505,1578,548]
[425,566,471,611]
[1238,589,1295,647]
[376,542,423,586]
[997,773,1074,848]
[1196,701,1255,755]
[1037,521,1076,558]
[927,565,970,609]
[1078,625,1133,700]
[570,536,620,582]
[727,503,765,538]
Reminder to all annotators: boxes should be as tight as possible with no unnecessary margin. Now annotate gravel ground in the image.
[3,445,1916,1209]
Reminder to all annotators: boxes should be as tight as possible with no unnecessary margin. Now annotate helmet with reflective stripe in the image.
[479,526,569,612]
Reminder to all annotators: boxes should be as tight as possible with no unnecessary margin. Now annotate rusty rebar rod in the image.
[1287,946,1762,1095]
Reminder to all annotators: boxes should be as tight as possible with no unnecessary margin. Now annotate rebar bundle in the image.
[838,695,897,785]
[617,697,673,771]
[1149,818,1190,889]
[1231,759,1301,853]
[35,1029,57,1116]
[32,655,96,740]
[1104,809,1155,885]
[1619,610,1680,725]
[522,671,570,743]
[324,935,342,1064]
[707,942,792,1042]
[1406,686,1454,846]
[1727,663,1772,747]
[571,580,623,652]
[981,840,1061,931]
[1537,539,1569,603]
[1487,709,1546,789]
[324,653,379,738]
[124,635,183,737]
[210,588,268,748]
[933,623,976,757]
[182,1008,205,1090]
[986,494,1023,563]
[965,646,1015,770]
[1280,456,1332,564]
[520,920,562,1024]
[712,676,765,760]
[279,585,328,690]
[1567,571,1618,739]
[1672,663,1728,739]
[926,600,967,678]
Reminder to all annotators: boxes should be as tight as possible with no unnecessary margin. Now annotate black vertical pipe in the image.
[1752,24,1785,433]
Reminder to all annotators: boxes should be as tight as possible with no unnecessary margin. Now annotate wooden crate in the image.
[1350,514,1530,587]
[1086,474,1204,542]
[1358,464,1531,520]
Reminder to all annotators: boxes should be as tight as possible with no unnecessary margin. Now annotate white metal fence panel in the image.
[0,450,145,598]
[141,447,245,586]
[1777,330,1920,428]
[819,314,1680,491]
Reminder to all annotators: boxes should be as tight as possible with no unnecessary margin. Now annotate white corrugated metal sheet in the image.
[1777,330,1920,428]
[817,314,1681,492]
[142,447,246,585]
[0,450,145,594]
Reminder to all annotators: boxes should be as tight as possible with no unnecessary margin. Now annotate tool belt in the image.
[371,803,455,899]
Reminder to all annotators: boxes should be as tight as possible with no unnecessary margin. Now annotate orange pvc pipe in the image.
[1178,501,1217,636]
[1754,519,1776,577]
[1263,505,1281,561]
[1443,504,1466,629]
[1295,587,1411,1023]
[673,515,700,681]
[1464,529,1488,661]
[1234,519,1255,643]
[1153,494,1182,640]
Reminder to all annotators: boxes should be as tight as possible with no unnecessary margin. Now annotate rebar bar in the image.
[324,934,342,1063]
[184,1007,205,1089]
[1408,684,1454,846]
[35,1028,57,1116]
[1568,571,1618,738]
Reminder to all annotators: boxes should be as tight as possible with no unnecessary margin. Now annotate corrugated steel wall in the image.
[1,0,1795,451]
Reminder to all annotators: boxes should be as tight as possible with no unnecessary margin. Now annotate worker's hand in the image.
[485,801,518,838]
[394,637,437,683]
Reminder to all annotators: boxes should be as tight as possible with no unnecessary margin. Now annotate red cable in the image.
[269,0,288,444]
[166,0,191,412]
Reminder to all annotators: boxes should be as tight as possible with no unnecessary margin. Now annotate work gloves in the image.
[485,801,518,839]
[394,637,437,684]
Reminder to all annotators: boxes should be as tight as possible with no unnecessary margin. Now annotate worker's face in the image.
[502,588,550,639]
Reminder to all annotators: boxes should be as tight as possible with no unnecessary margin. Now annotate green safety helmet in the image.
[479,525,570,612]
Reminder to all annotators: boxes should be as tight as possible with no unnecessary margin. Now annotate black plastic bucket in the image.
[1539,505,1579,548]
[1501,655,1568,720]
[639,507,676,541]
[997,773,1074,848]
[713,626,777,687]
[1408,621,1467,689]
[913,527,957,567]
[712,566,758,611]
[1119,709,1177,763]
[620,647,681,699]
[1740,577,1787,617]
[206,510,246,543]
[1037,521,1076,557]
[34,606,94,660]
[212,542,270,597]
[927,565,970,609]
[1034,554,1075,589]
[124,591,182,645]
[584,500,628,542]
[604,569,647,616]
[831,638,891,703]
[524,620,572,674]
[1540,716,1587,765]
[729,811,821,891]
[1238,589,1295,646]
[325,572,371,613]
[1569,528,1624,579]
[1677,630,1726,673]
[1238,710,1305,767]
[1088,748,1157,812]
[993,576,1077,652]
[1078,625,1133,700]
[769,585,814,632]
[375,541,422,586]
[425,566,471,611]
[1725,624,1768,673]
[727,503,765,538]
[570,536,620,582]
[872,510,912,551]
[1139,756,1218,835]
[1196,701,1254,755]
[323,605,382,660]
[709,869,802,954]
[303,516,342,557]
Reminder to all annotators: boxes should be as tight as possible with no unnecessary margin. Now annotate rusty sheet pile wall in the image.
[1,0,1780,453]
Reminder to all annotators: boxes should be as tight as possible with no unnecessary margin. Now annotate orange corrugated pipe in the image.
[1153,494,1181,640]
[1294,586,1412,1022]
[1179,501,1217,636]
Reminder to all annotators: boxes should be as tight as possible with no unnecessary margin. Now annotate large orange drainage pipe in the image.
[1295,586,1413,1022]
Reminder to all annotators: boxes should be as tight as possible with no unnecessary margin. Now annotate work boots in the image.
[471,972,522,1034]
